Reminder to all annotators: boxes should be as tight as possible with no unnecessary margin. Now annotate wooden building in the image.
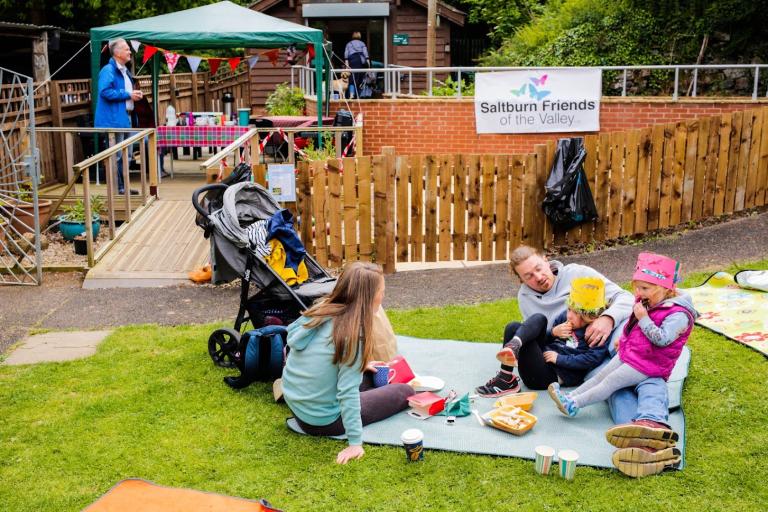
[247,0,466,108]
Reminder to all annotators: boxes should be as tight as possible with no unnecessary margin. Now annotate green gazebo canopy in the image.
[90,1,325,125]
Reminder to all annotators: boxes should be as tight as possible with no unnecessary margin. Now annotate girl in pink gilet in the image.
[548,252,698,417]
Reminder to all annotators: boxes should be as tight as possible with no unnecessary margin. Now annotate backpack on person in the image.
[224,325,289,389]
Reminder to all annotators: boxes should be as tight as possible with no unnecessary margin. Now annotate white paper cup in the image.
[401,428,424,462]
[534,445,555,475]
[558,449,579,480]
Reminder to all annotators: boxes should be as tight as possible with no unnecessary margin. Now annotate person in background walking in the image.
[344,32,370,99]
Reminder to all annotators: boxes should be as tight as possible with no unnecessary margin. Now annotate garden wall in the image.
[306,97,768,156]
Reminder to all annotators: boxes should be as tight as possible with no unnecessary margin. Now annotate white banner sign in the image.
[474,69,601,134]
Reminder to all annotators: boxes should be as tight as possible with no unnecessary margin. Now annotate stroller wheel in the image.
[208,328,241,368]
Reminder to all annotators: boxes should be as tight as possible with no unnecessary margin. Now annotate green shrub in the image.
[61,195,105,222]
[265,83,305,116]
[300,132,337,162]
[425,75,476,97]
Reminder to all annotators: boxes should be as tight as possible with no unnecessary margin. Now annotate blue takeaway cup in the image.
[373,365,395,388]
[400,428,424,462]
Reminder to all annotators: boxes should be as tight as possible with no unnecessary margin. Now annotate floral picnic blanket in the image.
[683,271,768,357]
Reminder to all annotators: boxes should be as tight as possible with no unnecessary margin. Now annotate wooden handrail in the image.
[198,128,259,171]
[72,129,153,172]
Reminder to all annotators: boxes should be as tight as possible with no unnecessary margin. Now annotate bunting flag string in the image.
[130,41,306,74]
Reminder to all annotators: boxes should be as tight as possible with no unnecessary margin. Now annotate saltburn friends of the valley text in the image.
[478,99,597,114]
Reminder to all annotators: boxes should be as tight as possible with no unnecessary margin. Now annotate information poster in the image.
[267,164,296,202]
[474,69,601,134]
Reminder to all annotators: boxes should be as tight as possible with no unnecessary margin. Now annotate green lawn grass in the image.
[1,261,767,510]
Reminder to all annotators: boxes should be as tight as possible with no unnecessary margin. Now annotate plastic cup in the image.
[534,445,555,475]
[401,428,424,462]
[558,449,579,480]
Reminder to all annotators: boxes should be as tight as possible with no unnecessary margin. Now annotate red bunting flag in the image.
[263,49,280,67]
[142,45,158,64]
[307,44,315,59]
[208,58,222,75]
[164,52,180,73]
[227,57,242,72]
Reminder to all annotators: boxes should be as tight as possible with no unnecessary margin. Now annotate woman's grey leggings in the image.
[570,355,648,409]
[294,381,415,437]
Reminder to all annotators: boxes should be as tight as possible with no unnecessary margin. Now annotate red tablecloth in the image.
[156,126,250,148]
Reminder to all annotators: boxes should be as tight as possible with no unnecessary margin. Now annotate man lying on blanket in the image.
[475,245,680,478]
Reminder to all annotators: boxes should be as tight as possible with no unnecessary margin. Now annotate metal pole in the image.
[692,68,698,97]
[457,69,462,98]
[622,69,627,97]
[673,67,679,100]
[753,65,759,100]
[428,70,433,96]
[27,77,42,283]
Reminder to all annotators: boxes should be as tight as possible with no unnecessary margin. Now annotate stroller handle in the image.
[192,183,227,218]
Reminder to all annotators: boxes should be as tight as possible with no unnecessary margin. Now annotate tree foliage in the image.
[475,0,768,66]
[0,0,249,31]
[455,0,546,43]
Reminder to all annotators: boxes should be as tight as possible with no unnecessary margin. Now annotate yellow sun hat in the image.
[567,277,607,316]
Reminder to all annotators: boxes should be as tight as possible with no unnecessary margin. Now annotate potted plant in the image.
[58,195,105,241]
[0,181,53,235]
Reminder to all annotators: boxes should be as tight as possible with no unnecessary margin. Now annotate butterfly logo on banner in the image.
[528,74,550,100]
[510,74,551,101]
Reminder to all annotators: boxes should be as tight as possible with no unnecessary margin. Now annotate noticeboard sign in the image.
[393,33,410,46]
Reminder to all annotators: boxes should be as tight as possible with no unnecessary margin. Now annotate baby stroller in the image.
[192,180,337,370]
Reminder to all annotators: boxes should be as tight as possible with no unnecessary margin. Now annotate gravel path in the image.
[1,210,766,355]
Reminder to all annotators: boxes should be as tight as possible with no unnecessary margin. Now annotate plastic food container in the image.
[493,392,538,411]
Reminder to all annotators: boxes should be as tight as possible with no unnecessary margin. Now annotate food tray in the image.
[483,407,537,436]
[493,392,538,411]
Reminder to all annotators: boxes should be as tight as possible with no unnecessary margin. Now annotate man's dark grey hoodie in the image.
[517,260,634,348]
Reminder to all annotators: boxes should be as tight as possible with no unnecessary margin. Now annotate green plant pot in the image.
[59,216,101,241]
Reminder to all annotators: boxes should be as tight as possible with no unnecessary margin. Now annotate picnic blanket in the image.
[683,271,768,357]
[83,479,282,512]
[287,336,689,469]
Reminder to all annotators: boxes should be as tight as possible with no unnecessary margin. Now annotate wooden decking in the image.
[82,174,210,288]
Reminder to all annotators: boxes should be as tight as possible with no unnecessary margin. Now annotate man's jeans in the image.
[608,377,669,425]
[112,131,127,193]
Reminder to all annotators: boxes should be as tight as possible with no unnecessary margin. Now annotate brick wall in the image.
[306,97,768,155]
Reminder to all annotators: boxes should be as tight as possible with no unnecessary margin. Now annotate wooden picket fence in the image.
[291,106,768,272]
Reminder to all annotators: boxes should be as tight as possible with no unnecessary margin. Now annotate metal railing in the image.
[35,127,157,267]
[291,64,768,100]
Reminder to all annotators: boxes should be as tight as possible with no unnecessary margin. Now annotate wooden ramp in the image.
[83,175,209,288]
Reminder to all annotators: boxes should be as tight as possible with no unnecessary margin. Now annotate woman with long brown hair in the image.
[282,262,414,463]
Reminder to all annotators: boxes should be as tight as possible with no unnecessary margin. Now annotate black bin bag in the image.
[541,137,598,230]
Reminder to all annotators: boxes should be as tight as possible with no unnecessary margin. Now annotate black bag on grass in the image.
[224,325,289,389]
[542,137,598,230]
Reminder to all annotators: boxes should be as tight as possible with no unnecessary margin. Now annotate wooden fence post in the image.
[191,72,199,112]
[382,146,396,274]
[48,80,67,183]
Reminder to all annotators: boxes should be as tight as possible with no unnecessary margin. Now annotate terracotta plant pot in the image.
[0,217,7,247]
[0,199,53,235]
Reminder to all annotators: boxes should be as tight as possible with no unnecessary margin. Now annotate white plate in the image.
[409,375,445,392]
